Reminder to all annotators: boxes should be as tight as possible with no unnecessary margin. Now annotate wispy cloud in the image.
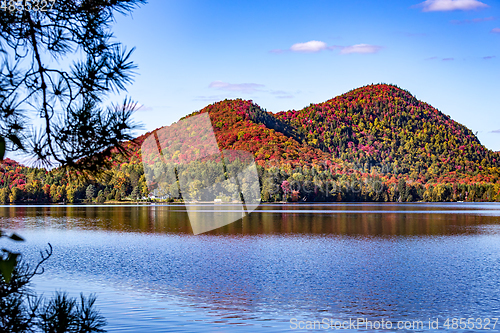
[451,16,495,24]
[290,40,328,53]
[136,104,154,112]
[426,56,456,61]
[491,28,500,33]
[270,90,295,99]
[483,55,496,59]
[209,81,265,93]
[206,82,297,99]
[194,95,229,102]
[272,40,381,55]
[340,44,383,54]
[415,0,489,12]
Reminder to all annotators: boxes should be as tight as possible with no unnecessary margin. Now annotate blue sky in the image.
[111,0,500,150]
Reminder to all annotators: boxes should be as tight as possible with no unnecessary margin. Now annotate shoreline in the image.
[1,201,498,206]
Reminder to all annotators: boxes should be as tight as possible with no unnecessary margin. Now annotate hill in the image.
[117,99,333,168]
[124,84,500,202]
[1,84,499,203]
[276,84,500,183]
[183,99,333,166]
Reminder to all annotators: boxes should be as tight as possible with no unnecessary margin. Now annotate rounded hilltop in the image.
[275,83,498,182]
[123,83,499,185]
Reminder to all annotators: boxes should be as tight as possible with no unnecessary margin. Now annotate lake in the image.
[1,203,500,332]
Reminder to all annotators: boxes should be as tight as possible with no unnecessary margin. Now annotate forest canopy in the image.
[1,84,499,203]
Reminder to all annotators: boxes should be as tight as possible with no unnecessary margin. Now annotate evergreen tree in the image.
[0,0,146,171]
[86,184,96,201]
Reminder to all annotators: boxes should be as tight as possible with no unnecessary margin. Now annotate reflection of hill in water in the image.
[1,204,500,236]
[22,219,500,330]
[3,204,500,331]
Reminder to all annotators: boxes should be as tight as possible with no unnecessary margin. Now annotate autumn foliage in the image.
[1,84,499,203]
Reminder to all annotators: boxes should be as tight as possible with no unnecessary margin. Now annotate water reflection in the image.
[1,203,500,236]
[15,230,500,332]
[2,204,500,332]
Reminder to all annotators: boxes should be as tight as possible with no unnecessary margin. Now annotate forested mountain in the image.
[183,99,334,166]
[1,84,499,203]
[275,84,500,183]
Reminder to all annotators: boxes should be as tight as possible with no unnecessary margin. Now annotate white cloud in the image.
[290,40,328,53]
[194,95,228,102]
[271,41,377,55]
[340,44,383,54]
[491,28,500,33]
[209,81,265,93]
[416,0,489,12]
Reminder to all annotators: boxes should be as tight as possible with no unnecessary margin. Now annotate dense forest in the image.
[1,84,499,203]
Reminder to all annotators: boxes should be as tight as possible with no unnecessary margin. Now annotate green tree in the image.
[56,185,67,203]
[86,184,96,201]
[130,186,139,200]
[50,184,58,203]
[114,190,122,201]
[96,190,105,203]
[398,178,407,202]
[66,186,76,204]
[107,189,116,202]
[0,187,9,204]
[8,186,18,203]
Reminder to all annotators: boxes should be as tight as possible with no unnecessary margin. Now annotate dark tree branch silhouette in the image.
[0,0,146,171]
[1,2,146,331]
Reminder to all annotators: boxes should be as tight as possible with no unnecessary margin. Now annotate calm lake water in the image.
[1,203,500,332]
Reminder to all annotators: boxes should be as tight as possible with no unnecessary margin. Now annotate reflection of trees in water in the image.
[3,205,500,327]
[1,205,499,236]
